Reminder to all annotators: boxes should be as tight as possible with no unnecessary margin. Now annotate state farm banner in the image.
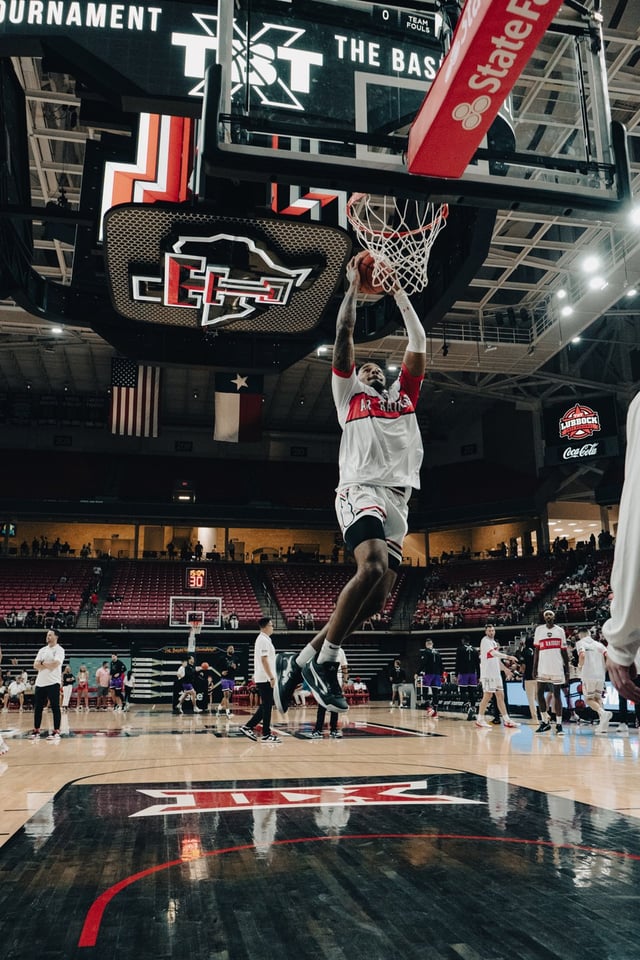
[408,0,564,178]
[543,397,619,466]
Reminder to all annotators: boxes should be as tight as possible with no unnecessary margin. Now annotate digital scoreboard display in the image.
[185,566,207,591]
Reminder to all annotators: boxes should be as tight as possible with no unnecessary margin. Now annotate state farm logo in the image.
[452,95,491,130]
[558,403,601,441]
[130,232,317,328]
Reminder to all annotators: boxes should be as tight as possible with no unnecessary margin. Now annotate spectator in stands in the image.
[455,636,480,719]
[60,664,75,712]
[31,536,39,557]
[194,540,203,560]
[575,626,611,734]
[95,661,111,710]
[533,610,569,736]
[19,539,29,557]
[4,608,17,628]
[296,609,305,629]
[293,680,310,706]
[475,625,519,729]
[228,612,239,630]
[76,664,90,711]
[166,540,176,559]
[65,608,76,628]
[305,610,315,630]
[274,254,426,715]
[420,639,443,718]
[388,658,407,708]
[312,647,348,738]
[30,628,65,742]
[3,672,28,711]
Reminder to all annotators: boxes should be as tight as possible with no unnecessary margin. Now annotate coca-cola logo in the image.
[559,403,601,441]
[562,443,599,460]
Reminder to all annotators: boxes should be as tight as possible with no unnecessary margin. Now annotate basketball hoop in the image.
[187,613,203,652]
[346,194,449,296]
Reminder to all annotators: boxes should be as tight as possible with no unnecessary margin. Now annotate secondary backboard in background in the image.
[203,0,630,219]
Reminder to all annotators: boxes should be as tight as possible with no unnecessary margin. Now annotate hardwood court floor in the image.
[1,703,639,960]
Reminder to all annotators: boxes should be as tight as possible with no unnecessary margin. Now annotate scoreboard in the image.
[184,566,207,591]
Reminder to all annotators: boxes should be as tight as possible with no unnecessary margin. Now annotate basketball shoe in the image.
[302,657,348,713]
[274,652,302,714]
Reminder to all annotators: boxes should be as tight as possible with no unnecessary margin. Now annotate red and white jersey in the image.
[534,623,567,678]
[332,364,424,489]
[479,635,502,682]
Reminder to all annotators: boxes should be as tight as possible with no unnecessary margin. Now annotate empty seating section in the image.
[264,564,405,629]
[412,557,569,629]
[99,561,263,628]
[0,558,94,624]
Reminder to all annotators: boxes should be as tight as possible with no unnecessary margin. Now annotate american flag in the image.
[109,358,160,437]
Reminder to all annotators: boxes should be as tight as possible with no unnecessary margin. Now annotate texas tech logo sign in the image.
[104,205,351,333]
[131,233,315,328]
[558,403,601,441]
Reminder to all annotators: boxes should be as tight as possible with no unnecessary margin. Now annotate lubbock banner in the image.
[408,0,564,178]
[543,398,619,466]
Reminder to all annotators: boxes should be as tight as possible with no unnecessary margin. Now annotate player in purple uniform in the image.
[275,252,426,713]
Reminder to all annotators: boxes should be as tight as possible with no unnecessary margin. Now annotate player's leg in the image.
[475,687,493,727]
[495,689,519,727]
[535,682,552,731]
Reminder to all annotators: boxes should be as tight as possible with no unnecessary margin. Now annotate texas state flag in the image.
[214,372,264,443]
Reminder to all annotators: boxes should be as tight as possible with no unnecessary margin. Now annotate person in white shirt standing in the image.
[31,628,65,742]
[575,625,611,734]
[241,618,281,744]
[475,625,519,729]
[533,610,569,736]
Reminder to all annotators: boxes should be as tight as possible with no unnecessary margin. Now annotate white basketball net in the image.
[346,194,449,295]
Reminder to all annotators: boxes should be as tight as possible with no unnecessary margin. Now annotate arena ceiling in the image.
[0,0,638,444]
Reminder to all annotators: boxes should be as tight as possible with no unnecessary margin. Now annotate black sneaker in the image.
[329,730,342,739]
[302,657,348,713]
[261,734,282,743]
[555,724,564,735]
[535,721,551,733]
[240,725,258,741]
[466,708,476,721]
[310,730,323,739]
[273,652,302,714]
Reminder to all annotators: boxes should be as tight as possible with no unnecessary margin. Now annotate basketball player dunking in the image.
[274,252,427,713]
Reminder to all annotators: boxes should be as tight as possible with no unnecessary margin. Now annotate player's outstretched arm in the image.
[393,283,426,378]
[333,256,360,373]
